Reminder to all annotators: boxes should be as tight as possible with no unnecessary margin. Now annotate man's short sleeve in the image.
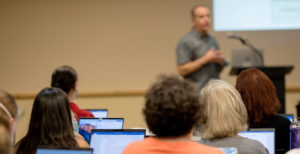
[176,39,192,65]
[212,37,220,50]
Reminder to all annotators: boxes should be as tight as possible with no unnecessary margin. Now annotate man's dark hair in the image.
[51,65,78,94]
[143,74,201,137]
[191,5,208,18]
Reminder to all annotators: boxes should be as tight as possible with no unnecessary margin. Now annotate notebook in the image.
[238,128,275,154]
[36,148,93,154]
[78,118,124,143]
[90,129,146,154]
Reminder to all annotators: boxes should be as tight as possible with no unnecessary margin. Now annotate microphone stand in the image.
[240,39,264,66]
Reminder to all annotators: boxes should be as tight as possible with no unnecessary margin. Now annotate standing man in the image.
[176,5,227,92]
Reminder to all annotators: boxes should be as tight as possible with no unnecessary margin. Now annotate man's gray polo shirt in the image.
[176,28,225,92]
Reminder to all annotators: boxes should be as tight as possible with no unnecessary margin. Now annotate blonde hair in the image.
[199,80,248,139]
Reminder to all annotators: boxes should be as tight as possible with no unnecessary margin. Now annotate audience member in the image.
[0,116,13,154]
[199,80,267,154]
[123,75,222,154]
[51,65,94,120]
[0,90,18,140]
[236,68,291,154]
[15,87,88,154]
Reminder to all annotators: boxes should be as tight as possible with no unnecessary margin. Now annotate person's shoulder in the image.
[178,30,197,44]
[122,139,148,154]
[239,137,264,146]
[69,102,79,109]
[237,137,267,154]
[273,114,291,122]
[74,132,89,148]
[207,33,218,42]
[271,114,291,125]
[70,102,94,118]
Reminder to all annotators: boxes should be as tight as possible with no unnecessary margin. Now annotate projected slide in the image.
[213,0,300,31]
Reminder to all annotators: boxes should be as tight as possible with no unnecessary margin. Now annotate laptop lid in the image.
[36,148,93,154]
[90,129,146,154]
[218,147,238,154]
[278,113,294,122]
[78,118,124,143]
[86,109,108,118]
[238,128,275,154]
[232,48,264,67]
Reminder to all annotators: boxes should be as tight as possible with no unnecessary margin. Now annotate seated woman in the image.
[199,80,267,154]
[236,68,291,154]
[0,89,18,141]
[15,87,88,154]
[0,115,13,154]
[123,75,222,154]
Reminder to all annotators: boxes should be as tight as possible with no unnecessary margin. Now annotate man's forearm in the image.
[177,56,208,77]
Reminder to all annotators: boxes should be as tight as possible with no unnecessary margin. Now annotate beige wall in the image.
[1,0,300,93]
[1,0,299,143]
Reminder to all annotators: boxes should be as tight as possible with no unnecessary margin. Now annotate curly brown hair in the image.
[143,74,201,137]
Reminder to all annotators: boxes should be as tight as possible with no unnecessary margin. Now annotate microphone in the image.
[227,32,247,44]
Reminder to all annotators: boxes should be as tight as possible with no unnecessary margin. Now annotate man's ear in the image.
[73,81,78,90]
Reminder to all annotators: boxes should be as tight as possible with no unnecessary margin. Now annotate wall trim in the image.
[13,87,300,99]
[13,90,146,99]
[286,87,300,93]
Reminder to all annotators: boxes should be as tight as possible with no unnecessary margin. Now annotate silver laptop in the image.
[78,118,124,143]
[232,48,264,67]
[86,109,108,118]
[218,147,238,154]
[278,113,294,122]
[90,129,146,154]
[238,128,275,154]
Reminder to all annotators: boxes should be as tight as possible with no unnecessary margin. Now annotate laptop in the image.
[232,48,264,67]
[90,129,146,154]
[86,109,108,118]
[36,148,93,154]
[78,118,124,143]
[238,128,275,154]
[218,147,238,154]
[278,113,294,122]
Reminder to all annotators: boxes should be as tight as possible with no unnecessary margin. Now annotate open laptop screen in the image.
[90,129,145,154]
[218,147,238,154]
[36,148,93,154]
[78,118,124,143]
[87,109,108,118]
[238,128,275,154]
[278,114,294,122]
